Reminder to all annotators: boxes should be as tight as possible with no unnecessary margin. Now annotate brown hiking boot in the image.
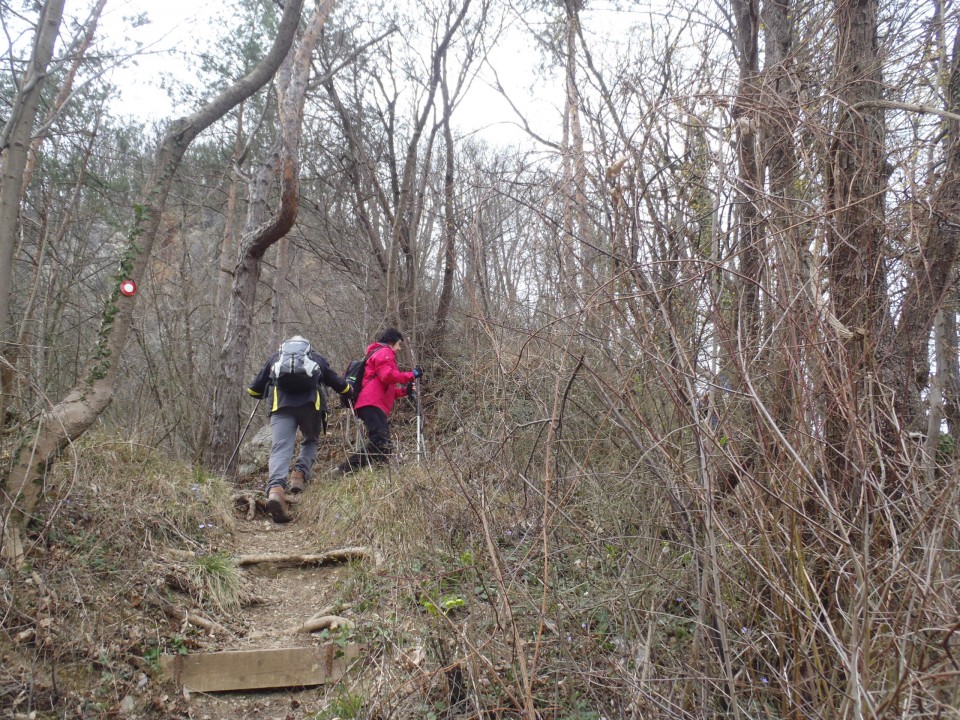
[288,469,306,495]
[266,487,292,524]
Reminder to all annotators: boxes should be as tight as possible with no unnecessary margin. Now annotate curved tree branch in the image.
[1,0,306,564]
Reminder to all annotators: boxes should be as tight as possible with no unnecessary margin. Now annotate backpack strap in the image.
[363,345,389,373]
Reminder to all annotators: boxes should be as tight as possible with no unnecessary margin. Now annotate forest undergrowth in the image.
[0,416,708,719]
[2,382,959,720]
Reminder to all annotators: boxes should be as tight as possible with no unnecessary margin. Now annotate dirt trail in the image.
[183,493,358,720]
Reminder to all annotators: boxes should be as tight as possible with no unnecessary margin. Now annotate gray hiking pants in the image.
[267,404,321,491]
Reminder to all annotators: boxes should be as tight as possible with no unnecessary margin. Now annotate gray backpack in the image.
[270,336,320,393]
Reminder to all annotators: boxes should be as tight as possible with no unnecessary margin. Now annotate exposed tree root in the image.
[151,595,231,637]
[232,492,262,520]
[287,614,354,635]
[235,546,372,567]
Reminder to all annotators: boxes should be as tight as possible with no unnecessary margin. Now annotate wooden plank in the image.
[160,643,360,692]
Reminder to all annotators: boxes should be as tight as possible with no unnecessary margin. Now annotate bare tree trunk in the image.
[940,288,960,451]
[430,61,457,354]
[731,0,762,350]
[761,0,803,437]
[0,0,66,424]
[209,0,335,469]
[709,0,763,497]
[384,0,473,327]
[272,235,292,339]
[215,103,247,333]
[823,0,887,491]
[559,0,588,313]
[0,0,305,563]
[885,26,960,433]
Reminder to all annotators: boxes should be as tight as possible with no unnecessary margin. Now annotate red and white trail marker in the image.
[120,279,137,296]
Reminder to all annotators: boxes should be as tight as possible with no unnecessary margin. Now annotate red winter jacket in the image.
[355,343,415,416]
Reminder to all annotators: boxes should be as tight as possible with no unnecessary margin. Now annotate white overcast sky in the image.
[98,0,649,147]
[102,0,228,122]
[99,0,546,146]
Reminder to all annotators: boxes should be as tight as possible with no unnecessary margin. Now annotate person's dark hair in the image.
[377,327,404,345]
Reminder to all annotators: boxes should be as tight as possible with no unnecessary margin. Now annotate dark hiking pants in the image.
[343,405,392,470]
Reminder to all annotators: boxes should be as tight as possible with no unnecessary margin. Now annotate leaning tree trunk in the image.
[209,0,335,470]
[0,0,305,563]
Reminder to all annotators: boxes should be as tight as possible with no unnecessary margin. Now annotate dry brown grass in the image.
[0,432,237,718]
[4,386,960,720]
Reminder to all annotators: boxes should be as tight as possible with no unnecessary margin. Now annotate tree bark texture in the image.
[0,0,305,562]
[759,0,805,439]
[939,290,960,450]
[209,0,335,469]
[885,27,960,433]
[431,65,458,354]
[215,103,247,333]
[824,0,888,490]
[558,0,590,313]
[731,0,762,350]
[0,0,66,422]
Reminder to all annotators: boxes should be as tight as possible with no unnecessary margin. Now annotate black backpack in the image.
[339,346,384,409]
[270,337,320,393]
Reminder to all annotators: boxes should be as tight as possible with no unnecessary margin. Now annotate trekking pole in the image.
[415,376,425,462]
[226,398,261,474]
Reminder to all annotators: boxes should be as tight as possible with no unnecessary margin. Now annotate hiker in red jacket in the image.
[336,327,422,473]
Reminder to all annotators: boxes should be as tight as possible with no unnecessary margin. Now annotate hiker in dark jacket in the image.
[248,335,352,523]
[336,327,422,473]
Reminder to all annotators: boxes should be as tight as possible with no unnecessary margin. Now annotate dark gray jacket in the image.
[247,350,351,413]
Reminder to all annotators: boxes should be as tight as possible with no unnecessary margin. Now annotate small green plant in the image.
[559,702,600,720]
[143,644,162,672]
[312,688,364,719]
[190,466,224,489]
[169,634,189,655]
[143,635,187,672]
[318,623,354,652]
[938,432,956,461]
[422,594,465,616]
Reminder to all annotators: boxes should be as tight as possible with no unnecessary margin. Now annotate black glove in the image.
[412,365,424,378]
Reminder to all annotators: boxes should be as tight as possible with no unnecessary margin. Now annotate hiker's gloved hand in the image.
[412,365,424,378]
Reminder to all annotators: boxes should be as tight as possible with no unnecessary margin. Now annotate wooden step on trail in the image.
[160,643,360,692]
